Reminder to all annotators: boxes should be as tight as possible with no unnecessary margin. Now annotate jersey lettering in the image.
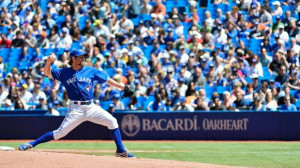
[66,77,76,85]
[78,77,91,84]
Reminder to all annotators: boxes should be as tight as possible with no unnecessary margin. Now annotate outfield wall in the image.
[0,111,300,140]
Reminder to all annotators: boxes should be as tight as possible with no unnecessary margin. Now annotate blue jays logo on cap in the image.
[70,49,88,57]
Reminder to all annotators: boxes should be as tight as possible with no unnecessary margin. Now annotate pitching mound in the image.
[0,150,241,168]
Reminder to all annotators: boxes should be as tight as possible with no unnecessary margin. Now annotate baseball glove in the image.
[122,85,134,98]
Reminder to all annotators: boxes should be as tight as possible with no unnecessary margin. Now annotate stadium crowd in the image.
[0,0,300,115]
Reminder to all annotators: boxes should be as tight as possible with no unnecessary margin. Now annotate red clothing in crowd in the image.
[152,3,166,16]
[0,39,12,48]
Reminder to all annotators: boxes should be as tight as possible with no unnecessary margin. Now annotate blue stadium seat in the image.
[44,48,56,56]
[294,90,300,99]
[104,68,115,78]
[10,48,22,54]
[78,15,88,30]
[143,96,155,109]
[261,67,271,80]
[131,17,140,26]
[121,97,130,108]
[205,85,214,98]
[0,26,8,35]
[141,14,151,21]
[100,101,113,110]
[39,0,48,11]
[290,90,297,98]
[140,45,154,61]
[71,42,83,50]
[245,77,252,84]
[216,86,227,94]
[296,99,300,109]
[56,16,66,27]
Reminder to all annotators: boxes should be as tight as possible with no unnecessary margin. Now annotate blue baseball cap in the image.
[48,103,53,109]
[53,100,60,105]
[179,96,186,103]
[178,77,184,82]
[134,79,140,85]
[70,49,88,57]
[193,62,200,67]
[112,94,120,99]
[149,79,155,86]
[109,103,115,108]
[274,82,281,89]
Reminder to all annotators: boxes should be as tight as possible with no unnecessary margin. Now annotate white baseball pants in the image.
[53,102,118,140]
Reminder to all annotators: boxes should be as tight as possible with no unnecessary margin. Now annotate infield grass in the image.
[1,141,300,168]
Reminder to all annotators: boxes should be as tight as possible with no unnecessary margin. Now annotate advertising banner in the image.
[115,112,281,140]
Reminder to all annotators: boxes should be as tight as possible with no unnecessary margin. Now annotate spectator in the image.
[265,92,278,111]
[210,93,222,110]
[0,56,4,78]
[272,1,283,16]
[45,103,60,116]
[260,7,272,25]
[98,0,111,20]
[0,33,12,48]
[278,85,296,105]
[112,94,125,110]
[221,91,235,110]
[35,97,47,110]
[0,84,8,104]
[61,90,69,108]
[260,48,272,67]
[194,98,210,111]
[281,95,297,111]
[251,96,266,111]
[93,19,110,39]
[147,93,166,111]
[128,96,142,110]
[190,67,206,87]
[56,27,72,49]
[233,92,247,110]
[173,96,194,112]
[134,79,147,97]
[11,31,26,48]
[243,83,254,104]
[198,89,211,105]
[140,0,152,14]
[287,20,299,38]
[30,83,47,104]
[128,0,140,18]
[151,0,166,20]
[248,58,263,77]
[108,103,116,113]
[47,88,62,105]
[3,99,14,110]
[120,15,134,33]
[20,83,32,104]
[275,65,290,84]
[288,69,300,90]
[162,68,178,96]
[269,50,289,75]
[24,32,37,48]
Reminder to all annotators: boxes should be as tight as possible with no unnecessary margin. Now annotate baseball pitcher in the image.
[18,49,135,157]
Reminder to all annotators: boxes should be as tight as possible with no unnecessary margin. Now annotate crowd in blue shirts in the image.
[0,0,300,114]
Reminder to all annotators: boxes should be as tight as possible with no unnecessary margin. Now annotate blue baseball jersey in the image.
[51,66,108,101]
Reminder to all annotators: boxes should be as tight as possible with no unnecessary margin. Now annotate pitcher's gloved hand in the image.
[122,85,134,98]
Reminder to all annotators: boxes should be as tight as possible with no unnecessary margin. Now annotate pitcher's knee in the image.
[106,117,119,129]
[53,129,68,140]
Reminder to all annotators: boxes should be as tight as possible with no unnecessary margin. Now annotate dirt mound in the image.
[0,150,240,168]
